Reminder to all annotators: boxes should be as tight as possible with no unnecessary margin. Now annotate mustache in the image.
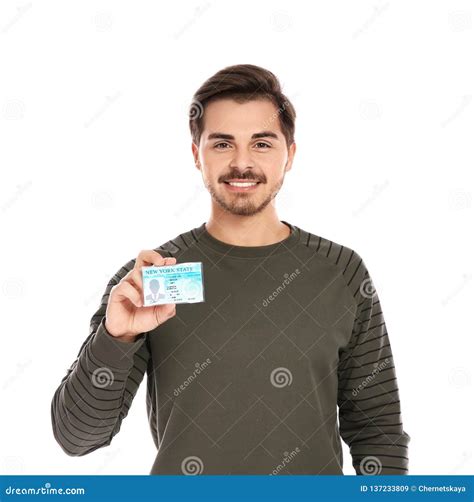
[220,174,265,183]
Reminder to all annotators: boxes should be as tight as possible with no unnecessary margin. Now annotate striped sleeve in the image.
[337,253,410,475]
[51,259,150,457]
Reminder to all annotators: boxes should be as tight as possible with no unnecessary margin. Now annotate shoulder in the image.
[152,226,200,258]
[297,225,371,300]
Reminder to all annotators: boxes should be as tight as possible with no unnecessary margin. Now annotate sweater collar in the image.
[193,220,300,258]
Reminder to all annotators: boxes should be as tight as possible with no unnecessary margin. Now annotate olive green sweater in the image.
[51,221,410,474]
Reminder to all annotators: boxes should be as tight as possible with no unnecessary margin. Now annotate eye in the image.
[255,142,271,149]
[214,142,231,149]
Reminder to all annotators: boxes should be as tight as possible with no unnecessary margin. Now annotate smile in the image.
[223,181,261,192]
[226,181,258,187]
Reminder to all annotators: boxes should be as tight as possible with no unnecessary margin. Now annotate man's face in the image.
[150,280,160,294]
[192,98,296,217]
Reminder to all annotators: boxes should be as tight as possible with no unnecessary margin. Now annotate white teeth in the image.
[228,182,257,187]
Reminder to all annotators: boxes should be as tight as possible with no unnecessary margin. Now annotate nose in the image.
[230,147,255,171]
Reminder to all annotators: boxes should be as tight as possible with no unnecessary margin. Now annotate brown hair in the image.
[189,64,296,148]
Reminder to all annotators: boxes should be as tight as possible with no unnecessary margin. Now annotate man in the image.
[51,64,410,475]
[145,279,165,304]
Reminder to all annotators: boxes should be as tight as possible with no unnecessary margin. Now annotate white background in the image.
[0,0,473,475]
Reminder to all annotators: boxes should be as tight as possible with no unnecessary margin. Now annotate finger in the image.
[133,250,167,270]
[111,280,143,308]
[122,267,144,293]
[154,303,176,326]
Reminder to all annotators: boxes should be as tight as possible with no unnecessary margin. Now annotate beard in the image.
[204,175,285,216]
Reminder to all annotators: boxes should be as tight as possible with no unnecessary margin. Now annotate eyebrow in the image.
[207,131,280,141]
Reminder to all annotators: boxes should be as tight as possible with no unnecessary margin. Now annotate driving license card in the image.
[141,262,205,306]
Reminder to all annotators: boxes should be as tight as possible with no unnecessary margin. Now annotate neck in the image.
[205,208,290,247]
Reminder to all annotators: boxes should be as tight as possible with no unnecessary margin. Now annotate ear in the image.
[192,143,201,170]
[285,142,296,172]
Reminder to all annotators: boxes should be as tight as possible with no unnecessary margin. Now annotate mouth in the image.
[223,180,261,192]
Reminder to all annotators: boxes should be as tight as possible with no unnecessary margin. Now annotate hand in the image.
[104,250,177,341]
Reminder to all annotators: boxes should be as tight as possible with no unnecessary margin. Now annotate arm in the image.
[337,255,410,474]
[51,260,150,456]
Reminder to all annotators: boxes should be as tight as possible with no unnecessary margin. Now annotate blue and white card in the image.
[141,262,204,306]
